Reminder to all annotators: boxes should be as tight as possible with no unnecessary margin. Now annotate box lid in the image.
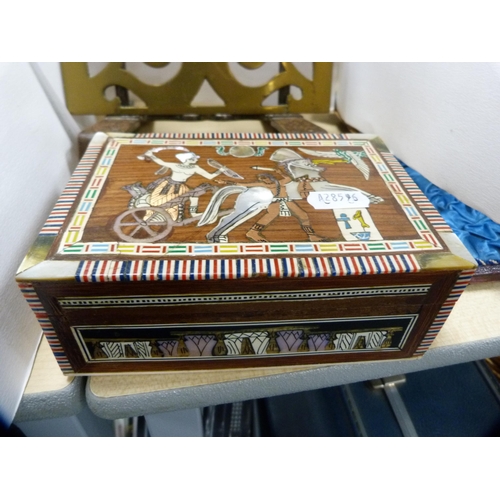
[17,132,476,282]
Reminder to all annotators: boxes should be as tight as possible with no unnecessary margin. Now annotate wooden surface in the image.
[141,114,343,135]
[34,268,459,373]
[266,114,330,134]
[78,116,144,157]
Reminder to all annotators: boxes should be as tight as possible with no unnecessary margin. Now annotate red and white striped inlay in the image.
[18,282,73,372]
[414,269,476,354]
[38,144,102,236]
[75,253,422,282]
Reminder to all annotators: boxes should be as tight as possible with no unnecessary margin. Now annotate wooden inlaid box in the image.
[17,132,476,374]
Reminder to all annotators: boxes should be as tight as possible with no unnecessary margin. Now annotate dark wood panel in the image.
[32,271,458,373]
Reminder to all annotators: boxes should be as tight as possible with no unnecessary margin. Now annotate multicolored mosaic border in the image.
[381,152,452,234]
[75,254,421,282]
[18,283,73,373]
[414,268,476,355]
[134,132,347,140]
[39,141,106,237]
[51,134,444,258]
[62,240,437,257]
[58,140,120,249]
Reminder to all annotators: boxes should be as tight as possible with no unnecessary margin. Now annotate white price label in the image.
[307,191,370,209]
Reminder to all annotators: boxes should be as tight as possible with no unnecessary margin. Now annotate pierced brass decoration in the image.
[61,62,333,115]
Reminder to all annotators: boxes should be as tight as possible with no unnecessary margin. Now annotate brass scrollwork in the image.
[61,62,333,115]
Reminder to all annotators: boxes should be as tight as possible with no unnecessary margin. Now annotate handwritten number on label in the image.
[307,191,369,209]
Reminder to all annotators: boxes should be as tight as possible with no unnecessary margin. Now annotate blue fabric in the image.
[402,162,500,266]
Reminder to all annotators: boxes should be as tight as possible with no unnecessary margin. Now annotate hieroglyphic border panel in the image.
[72,314,419,364]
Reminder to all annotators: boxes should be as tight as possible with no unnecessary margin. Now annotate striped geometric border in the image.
[59,285,431,308]
[134,132,347,140]
[381,152,452,233]
[363,150,441,248]
[58,141,120,250]
[414,268,476,355]
[75,254,421,282]
[18,283,73,373]
[39,143,104,236]
[383,154,499,267]
[117,136,371,148]
[62,239,435,257]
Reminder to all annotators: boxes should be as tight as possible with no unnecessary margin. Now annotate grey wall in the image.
[0,62,82,426]
[335,62,500,223]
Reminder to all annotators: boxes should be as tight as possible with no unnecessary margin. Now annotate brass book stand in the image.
[60,62,353,155]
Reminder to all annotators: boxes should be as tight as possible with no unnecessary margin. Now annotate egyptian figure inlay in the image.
[115,147,239,242]
[56,137,443,257]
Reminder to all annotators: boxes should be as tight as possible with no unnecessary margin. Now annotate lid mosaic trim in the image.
[381,153,452,234]
[39,139,105,237]
[134,132,346,140]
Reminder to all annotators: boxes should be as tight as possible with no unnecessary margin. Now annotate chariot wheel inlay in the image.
[114,207,172,243]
